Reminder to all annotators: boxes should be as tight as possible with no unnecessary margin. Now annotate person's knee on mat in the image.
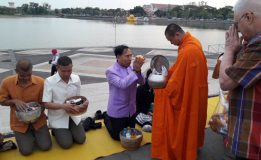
[111,134,120,141]
[74,135,86,144]
[19,147,33,156]
[58,140,73,149]
[38,141,52,151]
[53,133,73,149]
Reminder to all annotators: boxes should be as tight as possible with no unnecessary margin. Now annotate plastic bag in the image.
[209,89,229,135]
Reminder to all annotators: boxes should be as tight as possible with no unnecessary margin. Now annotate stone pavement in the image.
[0,47,230,160]
[0,46,220,133]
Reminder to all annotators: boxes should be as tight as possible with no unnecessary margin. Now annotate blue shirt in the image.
[106,62,144,118]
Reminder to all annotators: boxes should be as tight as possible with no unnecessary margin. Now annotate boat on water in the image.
[127,14,137,22]
[136,17,149,22]
[127,15,150,23]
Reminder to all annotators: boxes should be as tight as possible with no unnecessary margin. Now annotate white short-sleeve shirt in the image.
[42,73,82,129]
[51,55,59,65]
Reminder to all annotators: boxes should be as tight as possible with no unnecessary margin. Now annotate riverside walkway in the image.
[0,47,230,160]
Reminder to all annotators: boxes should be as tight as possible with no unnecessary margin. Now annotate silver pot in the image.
[148,55,169,89]
[148,74,167,89]
[16,102,42,123]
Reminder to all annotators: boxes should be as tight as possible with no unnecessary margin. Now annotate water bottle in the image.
[122,128,127,136]
[126,127,131,139]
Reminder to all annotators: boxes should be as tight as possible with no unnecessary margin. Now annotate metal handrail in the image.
[207,44,225,55]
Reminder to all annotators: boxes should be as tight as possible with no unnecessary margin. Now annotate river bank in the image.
[0,15,56,18]
[0,14,232,29]
[63,15,233,30]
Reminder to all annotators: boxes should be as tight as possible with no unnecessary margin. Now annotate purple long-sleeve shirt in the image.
[106,62,144,118]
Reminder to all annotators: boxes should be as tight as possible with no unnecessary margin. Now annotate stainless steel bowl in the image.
[148,74,167,89]
[148,55,169,89]
[16,102,42,123]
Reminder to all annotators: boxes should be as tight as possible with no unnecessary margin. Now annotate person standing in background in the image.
[50,49,59,76]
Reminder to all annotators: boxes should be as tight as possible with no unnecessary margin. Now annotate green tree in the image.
[21,4,29,14]
[218,6,233,20]
[54,9,59,15]
[61,8,72,15]
[129,6,147,17]
[154,10,166,17]
[0,6,15,15]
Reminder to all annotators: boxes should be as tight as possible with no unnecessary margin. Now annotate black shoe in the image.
[82,117,93,131]
[51,130,55,137]
[90,122,102,129]
[94,110,104,120]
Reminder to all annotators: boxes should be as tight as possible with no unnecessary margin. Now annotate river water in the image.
[0,17,226,51]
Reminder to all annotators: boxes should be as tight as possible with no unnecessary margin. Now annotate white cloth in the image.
[136,113,152,125]
[51,55,59,65]
[42,73,82,129]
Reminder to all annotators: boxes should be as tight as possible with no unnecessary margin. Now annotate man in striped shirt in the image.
[219,0,261,159]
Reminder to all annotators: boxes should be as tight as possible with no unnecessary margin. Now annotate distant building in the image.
[188,2,197,6]
[198,1,207,6]
[143,3,177,15]
[8,2,15,8]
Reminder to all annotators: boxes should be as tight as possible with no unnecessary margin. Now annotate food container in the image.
[148,55,169,89]
[65,96,87,116]
[16,102,42,123]
[120,128,143,151]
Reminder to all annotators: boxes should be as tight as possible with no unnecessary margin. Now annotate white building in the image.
[143,3,177,15]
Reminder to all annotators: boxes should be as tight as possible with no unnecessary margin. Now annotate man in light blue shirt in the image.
[104,45,145,140]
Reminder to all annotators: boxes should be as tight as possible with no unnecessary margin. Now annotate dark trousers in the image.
[14,124,52,156]
[51,65,57,76]
[235,157,249,160]
[104,113,135,141]
[52,118,86,149]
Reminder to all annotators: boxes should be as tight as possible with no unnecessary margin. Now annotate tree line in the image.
[154,5,233,20]
[0,2,51,15]
[0,2,233,20]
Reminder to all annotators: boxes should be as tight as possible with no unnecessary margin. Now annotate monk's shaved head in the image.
[235,0,261,16]
[16,59,32,73]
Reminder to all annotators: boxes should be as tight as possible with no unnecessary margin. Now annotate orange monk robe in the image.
[151,32,208,160]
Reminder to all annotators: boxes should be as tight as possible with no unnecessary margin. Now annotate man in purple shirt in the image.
[104,45,145,140]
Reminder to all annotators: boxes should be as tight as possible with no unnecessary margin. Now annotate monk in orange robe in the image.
[151,23,208,160]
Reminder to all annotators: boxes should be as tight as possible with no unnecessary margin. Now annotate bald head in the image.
[235,0,261,16]
[15,59,32,73]
[165,23,185,37]
[234,0,261,40]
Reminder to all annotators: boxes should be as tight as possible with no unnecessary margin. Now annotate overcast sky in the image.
[0,0,237,9]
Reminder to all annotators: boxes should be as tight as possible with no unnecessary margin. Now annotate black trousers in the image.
[104,113,135,141]
[51,65,57,76]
